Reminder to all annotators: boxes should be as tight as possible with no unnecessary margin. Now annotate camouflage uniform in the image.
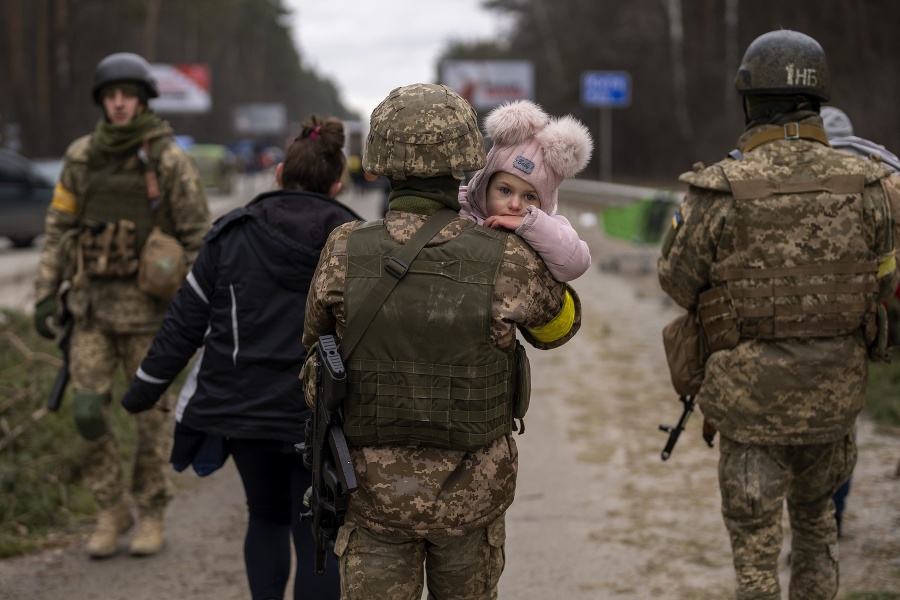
[303,210,581,600]
[658,114,898,599]
[35,122,209,524]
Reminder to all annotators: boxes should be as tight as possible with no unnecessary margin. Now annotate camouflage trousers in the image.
[69,324,173,515]
[335,515,506,600]
[718,433,857,600]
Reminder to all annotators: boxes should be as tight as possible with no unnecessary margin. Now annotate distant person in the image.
[821,106,900,172]
[459,99,593,282]
[657,30,899,598]
[120,115,360,600]
[821,105,900,539]
[303,83,582,600]
[32,51,209,559]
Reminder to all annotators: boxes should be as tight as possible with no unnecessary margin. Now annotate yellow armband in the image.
[528,289,576,343]
[51,183,78,214]
[877,252,897,278]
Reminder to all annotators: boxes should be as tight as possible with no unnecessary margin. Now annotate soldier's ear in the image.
[275,162,284,187]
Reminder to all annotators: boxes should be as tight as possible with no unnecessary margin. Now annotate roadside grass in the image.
[865,360,900,426]
[0,309,135,558]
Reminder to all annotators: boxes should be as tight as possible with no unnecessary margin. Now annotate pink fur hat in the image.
[467,100,593,216]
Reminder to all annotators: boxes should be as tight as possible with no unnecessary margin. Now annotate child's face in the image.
[485,172,541,217]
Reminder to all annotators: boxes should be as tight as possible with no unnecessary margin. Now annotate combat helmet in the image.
[734,30,830,101]
[92,52,159,105]
[363,83,485,180]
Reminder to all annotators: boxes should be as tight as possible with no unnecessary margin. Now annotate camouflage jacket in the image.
[35,123,210,333]
[303,209,581,539]
[658,115,899,445]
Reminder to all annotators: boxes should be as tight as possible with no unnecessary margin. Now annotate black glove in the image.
[121,384,162,414]
[34,295,57,340]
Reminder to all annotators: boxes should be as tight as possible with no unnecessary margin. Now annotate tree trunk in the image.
[35,0,52,155]
[663,0,693,144]
[143,0,163,61]
[4,0,26,151]
[723,0,739,122]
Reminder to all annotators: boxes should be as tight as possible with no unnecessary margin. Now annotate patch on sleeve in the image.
[660,209,683,258]
[50,183,78,213]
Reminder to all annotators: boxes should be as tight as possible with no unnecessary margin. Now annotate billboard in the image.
[440,60,534,112]
[233,103,287,137]
[149,64,211,114]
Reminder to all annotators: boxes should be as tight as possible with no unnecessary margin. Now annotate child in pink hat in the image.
[460,99,593,282]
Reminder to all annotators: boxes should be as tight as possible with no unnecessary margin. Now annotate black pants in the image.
[229,438,340,600]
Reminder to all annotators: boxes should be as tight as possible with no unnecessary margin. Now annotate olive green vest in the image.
[342,219,514,451]
[77,136,172,277]
[698,158,880,350]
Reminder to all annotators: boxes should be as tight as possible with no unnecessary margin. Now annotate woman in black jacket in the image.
[122,115,360,600]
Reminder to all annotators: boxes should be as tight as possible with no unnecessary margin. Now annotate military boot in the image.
[129,511,165,556]
[86,501,134,559]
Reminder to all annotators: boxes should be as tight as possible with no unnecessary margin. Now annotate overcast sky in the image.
[283,0,510,120]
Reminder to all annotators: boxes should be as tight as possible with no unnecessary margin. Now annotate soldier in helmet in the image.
[658,30,900,599]
[302,83,581,599]
[32,52,210,558]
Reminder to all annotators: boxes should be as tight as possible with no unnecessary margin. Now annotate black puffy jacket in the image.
[125,189,360,442]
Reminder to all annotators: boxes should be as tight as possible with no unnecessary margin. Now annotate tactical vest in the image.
[342,219,513,451]
[697,148,883,350]
[77,136,171,278]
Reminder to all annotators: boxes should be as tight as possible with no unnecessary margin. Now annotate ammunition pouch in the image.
[511,339,531,432]
[697,286,741,352]
[662,310,709,396]
[136,226,187,302]
[76,219,139,279]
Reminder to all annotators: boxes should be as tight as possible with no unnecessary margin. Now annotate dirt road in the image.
[1,199,898,599]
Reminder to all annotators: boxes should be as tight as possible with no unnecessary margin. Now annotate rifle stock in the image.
[299,335,358,574]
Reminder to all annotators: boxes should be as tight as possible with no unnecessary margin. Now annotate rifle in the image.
[297,335,358,574]
[47,295,73,412]
[658,394,715,461]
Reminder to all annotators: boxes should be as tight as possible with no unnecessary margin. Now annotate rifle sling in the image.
[339,208,458,361]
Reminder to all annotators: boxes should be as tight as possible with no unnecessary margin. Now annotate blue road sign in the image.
[581,71,631,108]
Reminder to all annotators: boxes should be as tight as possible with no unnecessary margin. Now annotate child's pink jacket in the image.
[459,186,591,282]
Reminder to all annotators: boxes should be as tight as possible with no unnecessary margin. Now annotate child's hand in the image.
[484,214,524,231]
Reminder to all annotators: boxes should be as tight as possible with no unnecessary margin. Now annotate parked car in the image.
[0,149,54,247]
[188,144,238,194]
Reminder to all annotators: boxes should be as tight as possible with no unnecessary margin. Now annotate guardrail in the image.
[559,178,684,208]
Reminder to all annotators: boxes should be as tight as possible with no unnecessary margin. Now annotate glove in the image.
[121,385,161,414]
[34,295,58,340]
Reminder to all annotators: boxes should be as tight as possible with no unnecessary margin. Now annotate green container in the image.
[601,193,676,244]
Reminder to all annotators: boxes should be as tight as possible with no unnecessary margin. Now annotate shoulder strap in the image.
[339,208,458,361]
[740,122,830,154]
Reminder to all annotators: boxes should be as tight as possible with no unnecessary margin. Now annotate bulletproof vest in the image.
[342,219,513,451]
[698,149,881,348]
[78,136,169,277]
